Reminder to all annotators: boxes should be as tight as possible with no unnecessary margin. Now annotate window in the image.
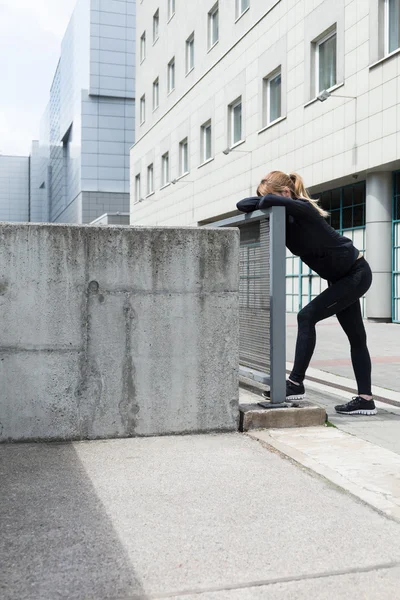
[147,164,154,195]
[168,57,175,93]
[263,68,282,126]
[140,31,146,62]
[229,98,242,146]
[236,0,249,18]
[201,121,212,162]
[153,9,159,43]
[140,95,146,124]
[315,29,337,95]
[135,174,141,203]
[208,3,219,48]
[385,0,400,54]
[153,78,159,110]
[161,152,170,186]
[179,138,189,175]
[168,0,175,20]
[186,33,195,73]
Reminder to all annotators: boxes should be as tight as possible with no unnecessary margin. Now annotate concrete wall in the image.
[0,223,239,442]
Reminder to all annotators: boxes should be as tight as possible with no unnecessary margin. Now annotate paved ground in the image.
[3,433,400,600]
[305,383,400,455]
[286,313,400,393]
[2,314,399,599]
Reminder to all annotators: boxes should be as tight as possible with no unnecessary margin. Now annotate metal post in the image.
[269,206,286,403]
[208,207,287,406]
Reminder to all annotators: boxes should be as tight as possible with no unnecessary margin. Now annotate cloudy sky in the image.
[0,0,75,156]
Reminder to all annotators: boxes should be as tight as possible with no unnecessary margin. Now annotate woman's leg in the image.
[289,261,372,385]
[336,300,372,397]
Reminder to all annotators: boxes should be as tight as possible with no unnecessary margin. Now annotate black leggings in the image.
[289,258,373,395]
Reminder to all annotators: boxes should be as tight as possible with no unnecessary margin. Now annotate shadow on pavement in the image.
[0,443,147,600]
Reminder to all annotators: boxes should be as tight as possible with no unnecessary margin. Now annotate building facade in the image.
[0,155,30,222]
[31,0,136,224]
[130,0,400,323]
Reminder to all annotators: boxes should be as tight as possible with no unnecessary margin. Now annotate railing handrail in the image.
[207,208,276,228]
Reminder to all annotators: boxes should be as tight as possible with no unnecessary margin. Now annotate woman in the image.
[237,171,376,416]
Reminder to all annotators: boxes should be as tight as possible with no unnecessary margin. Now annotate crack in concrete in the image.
[114,560,400,599]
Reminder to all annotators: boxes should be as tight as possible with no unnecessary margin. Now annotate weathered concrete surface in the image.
[240,403,326,431]
[250,426,400,521]
[3,435,400,599]
[0,223,239,441]
[239,385,326,430]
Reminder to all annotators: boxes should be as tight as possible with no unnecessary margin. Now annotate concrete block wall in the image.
[0,223,239,442]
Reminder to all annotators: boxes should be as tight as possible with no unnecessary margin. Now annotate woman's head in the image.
[256,170,328,218]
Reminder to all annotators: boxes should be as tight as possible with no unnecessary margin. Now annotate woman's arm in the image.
[237,194,313,218]
[236,197,260,212]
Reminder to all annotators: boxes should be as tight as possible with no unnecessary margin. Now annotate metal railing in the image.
[210,206,286,404]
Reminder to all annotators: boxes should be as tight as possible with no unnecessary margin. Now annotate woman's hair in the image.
[256,171,329,218]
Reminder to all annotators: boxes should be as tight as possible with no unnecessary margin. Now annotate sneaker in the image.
[335,396,377,415]
[262,380,305,401]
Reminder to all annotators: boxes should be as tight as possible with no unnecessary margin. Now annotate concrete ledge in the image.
[240,402,327,431]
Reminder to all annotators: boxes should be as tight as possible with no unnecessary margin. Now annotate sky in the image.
[0,0,76,156]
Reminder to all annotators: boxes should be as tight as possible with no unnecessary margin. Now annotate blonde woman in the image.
[237,171,376,416]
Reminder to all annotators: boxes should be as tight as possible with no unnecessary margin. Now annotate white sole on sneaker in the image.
[262,393,306,401]
[335,409,377,415]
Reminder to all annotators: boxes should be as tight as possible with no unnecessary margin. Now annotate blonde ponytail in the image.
[257,170,329,218]
[289,172,329,218]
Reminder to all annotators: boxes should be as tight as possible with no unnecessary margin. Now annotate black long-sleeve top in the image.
[237,194,359,282]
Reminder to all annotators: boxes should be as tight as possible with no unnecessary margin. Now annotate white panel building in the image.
[130,0,400,323]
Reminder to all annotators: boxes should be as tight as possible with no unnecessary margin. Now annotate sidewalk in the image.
[2,433,400,600]
[286,313,400,394]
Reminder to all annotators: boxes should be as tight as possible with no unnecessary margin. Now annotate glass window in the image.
[140,95,145,124]
[168,0,175,20]
[329,209,340,230]
[343,187,353,207]
[186,34,195,73]
[236,0,249,18]
[161,152,169,186]
[153,10,159,42]
[263,68,282,126]
[179,138,189,175]
[135,174,141,203]
[168,58,175,93]
[342,207,353,229]
[201,121,212,162]
[140,32,146,62]
[153,78,159,110]
[316,31,337,94]
[230,99,242,146]
[147,164,154,195]
[353,203,364,227]
[386,0,400,53]
[317,183,366,230]
[208,4,219,48]
[395,173,400,220]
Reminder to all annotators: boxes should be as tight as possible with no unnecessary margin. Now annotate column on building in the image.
[365,172,392,322]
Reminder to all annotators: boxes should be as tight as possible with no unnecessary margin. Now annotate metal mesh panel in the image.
[239,219,270,372]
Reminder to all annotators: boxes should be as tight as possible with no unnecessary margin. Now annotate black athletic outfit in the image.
[237,194,373,396]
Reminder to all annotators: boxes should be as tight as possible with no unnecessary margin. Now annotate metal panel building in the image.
[0,156,30,223]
